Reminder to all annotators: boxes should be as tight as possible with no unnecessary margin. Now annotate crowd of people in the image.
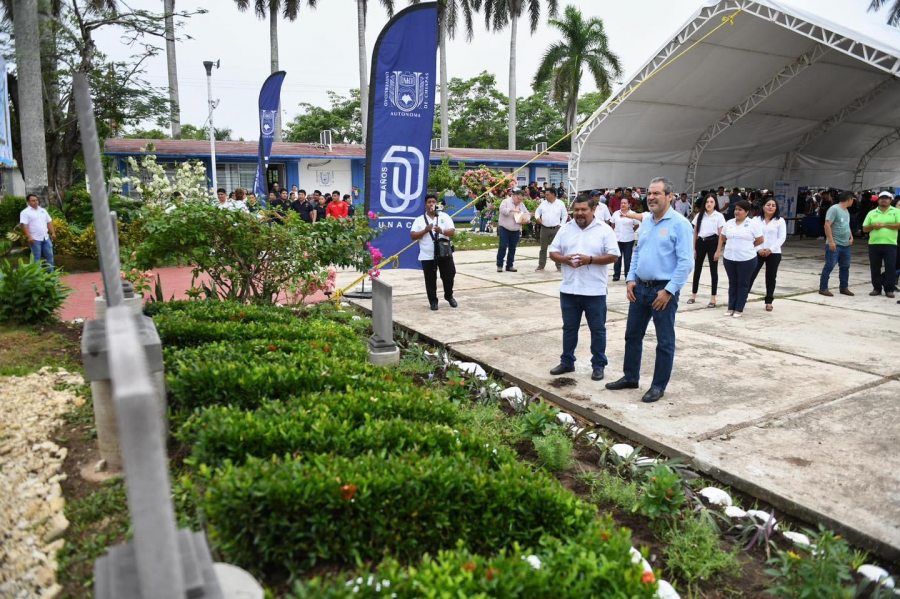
[213,183,356,222]
[411,176,899,403]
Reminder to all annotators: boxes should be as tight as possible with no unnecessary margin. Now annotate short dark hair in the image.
[217,187,226,194]
[425,193,438,201]
[314,190,322,195]
[298,189,306,194]
[280,188,288,195]
[26,193,39,202]
[734,199,751,213]
[838,191,855,203]
[343,194,351,200]
[332,189,340,195]
[545,188,556,197]
[574,193,592,207]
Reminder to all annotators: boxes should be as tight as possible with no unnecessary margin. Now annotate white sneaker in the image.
[725,310,734,316]
[732,312,743,318]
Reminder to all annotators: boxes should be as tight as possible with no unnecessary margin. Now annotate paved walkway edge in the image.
[349,299,900,563]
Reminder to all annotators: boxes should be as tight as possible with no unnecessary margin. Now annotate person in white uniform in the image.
[534,188,569,271]
[547,195,620,382]
[411,194,457,311]
[609,198,641,281]
[688,195,726,308]
[749,198,787,311]
[19,194,56,271]
[715,199,764,318]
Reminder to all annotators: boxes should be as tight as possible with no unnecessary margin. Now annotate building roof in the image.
[104,138,570,166]
[571,0,900,192]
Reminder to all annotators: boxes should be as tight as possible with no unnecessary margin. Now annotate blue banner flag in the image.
[253,70,287,203]
[365,2,438,269]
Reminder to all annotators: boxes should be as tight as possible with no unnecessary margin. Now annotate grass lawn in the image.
[0,322,82,376]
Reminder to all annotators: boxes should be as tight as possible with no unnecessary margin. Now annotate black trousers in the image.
[749,253,782,304]
[869,244,897,293]
[422,257,456,303]
[692,236,719,295]
[614,241,634,279]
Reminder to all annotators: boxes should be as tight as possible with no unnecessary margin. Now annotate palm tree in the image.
[10,0,50,201]
[356,0,394,142]
[482,0,557,150]
[163,0,180,138]
[235,0,317,141]
[869,0,900,25]
[407,0,480,149]
[533,5,620,135]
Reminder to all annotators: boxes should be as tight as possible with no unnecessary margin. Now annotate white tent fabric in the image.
[570,0,900,193]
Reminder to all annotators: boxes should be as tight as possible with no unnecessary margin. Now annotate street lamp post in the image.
[203,60,220,193]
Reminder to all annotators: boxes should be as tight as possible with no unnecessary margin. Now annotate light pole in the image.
[203,60,220,193]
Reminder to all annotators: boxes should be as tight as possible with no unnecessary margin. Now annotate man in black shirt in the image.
[292,189,316,223]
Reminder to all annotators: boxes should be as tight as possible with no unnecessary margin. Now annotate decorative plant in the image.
[766,527,867,598]
[0,259,71,323]
[519,401,560,438]
[460,165,516,199]
[635,464,686,520]
[108,151,211,207]
[533,429,574,472]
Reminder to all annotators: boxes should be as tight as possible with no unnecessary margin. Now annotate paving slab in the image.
[790,286,900,315]
[335,269,499,298]
[693,380,900,558]
[677,297,900,377]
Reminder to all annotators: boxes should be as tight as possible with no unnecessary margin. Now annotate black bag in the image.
[434,237,453,259]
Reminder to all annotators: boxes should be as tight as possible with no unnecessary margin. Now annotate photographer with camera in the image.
[411,194,458,311]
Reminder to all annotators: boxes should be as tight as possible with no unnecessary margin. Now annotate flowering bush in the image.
[108,151,211,207]
[460,166,516,199]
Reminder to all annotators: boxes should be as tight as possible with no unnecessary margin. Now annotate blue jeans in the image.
[497,227,520,269]
[819,244,851,291]
[29,238,55,271]
[560,293,607,369]
[623,282,678,391]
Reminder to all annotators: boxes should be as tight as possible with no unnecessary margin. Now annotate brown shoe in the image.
[868,290,880,296]
[840,288,855,296]
[886,292,895,299]
[818,289,833,297]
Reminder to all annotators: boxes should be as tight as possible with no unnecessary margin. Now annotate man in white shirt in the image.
[674,193,691,218]
[19,194,56,271]
[534,188,569,271]
[548,195,620,381]
[592,193,612,225]
[716,186,730,212]
[411,194,457,311]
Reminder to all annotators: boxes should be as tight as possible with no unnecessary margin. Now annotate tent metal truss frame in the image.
[781,77,896,179]
[568,0,900,197]
[852,128,900,190]
[684,43,829,195]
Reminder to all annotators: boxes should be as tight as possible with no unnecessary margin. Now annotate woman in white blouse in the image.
[688,195,726,307]
[609,198,641,281]
[748,198,787,312]
[715,199,764,318]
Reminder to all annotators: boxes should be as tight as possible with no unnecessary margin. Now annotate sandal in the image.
[686,298,696,304]
[706,302,716,308]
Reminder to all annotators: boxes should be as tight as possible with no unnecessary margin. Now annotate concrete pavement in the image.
[341,239,900,561]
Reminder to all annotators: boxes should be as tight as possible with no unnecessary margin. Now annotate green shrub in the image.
[165,350,411,412]
[200,453,597,578]
[0,259,71,323]
[661,514,739,586]
[147,299,300,324]
[635,464,686,520]
[292,519,657,598]
[154,311,358,348]
[180,402,506,468]
[766,528,866,599]
[164,336,367,368]
[585,470,639,510]
[0,195,26,234]
[533,429,574,472]
[520,401,560,437]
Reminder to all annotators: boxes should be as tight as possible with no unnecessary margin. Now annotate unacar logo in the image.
[379,145,424,214]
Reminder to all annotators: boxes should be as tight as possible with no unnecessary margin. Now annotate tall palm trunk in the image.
[269,2,282,141]
[565,98,576,134]
[357,0,368,141]
[164,0,181,138]
[507,9,517,150]
[12,0,49,202]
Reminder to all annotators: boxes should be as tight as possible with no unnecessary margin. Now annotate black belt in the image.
[542,224,561,228]
[637,279,669,287]
[699,235,718,241]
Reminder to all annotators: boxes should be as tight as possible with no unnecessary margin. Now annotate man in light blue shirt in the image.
[606,177,694,403]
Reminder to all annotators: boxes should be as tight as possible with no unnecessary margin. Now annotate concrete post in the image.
[368,278,400,366]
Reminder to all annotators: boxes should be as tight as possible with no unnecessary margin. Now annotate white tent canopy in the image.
[570,0,900,194]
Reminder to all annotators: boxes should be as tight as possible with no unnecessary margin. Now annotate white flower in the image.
[523,554,542,569]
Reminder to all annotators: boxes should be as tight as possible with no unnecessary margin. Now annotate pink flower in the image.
[367,210,377,220]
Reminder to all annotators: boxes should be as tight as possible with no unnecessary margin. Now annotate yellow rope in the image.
[334,9,743,302]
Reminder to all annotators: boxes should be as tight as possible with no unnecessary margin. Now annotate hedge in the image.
[200,453,597,578]
[163,336,367,368]
[165,351,422,412]
[291,521,657,598]
[146,299,301,325]
[180,402,510,468]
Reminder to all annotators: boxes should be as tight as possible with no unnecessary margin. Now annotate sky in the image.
[91,0,899,141]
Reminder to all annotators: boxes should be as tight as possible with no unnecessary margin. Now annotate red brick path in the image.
[59,266,329,321]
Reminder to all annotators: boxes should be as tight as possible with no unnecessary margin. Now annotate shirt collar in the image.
[650,207,675,224]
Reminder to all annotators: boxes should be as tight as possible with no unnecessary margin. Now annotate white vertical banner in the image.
[774,180,798,234]
[0,56,15,167]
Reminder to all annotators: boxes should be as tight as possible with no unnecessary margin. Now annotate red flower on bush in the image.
[485,567,498,581]
[641,571,655,584]
[266,344,277,352]
[462,562,476,573]
[600,531,611,541]
[340,484,357,501]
